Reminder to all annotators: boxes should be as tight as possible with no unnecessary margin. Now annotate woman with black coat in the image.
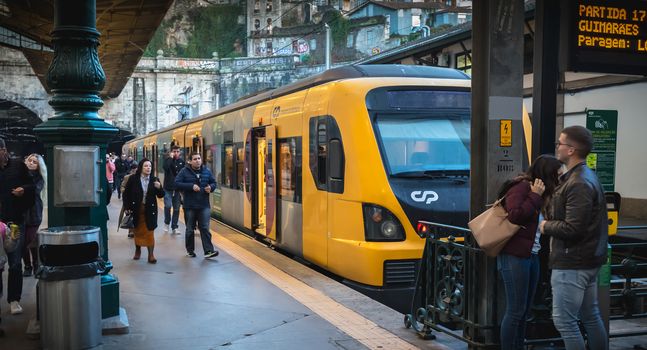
[122,159,164,263]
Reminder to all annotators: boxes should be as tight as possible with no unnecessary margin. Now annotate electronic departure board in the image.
[569,0,647,75]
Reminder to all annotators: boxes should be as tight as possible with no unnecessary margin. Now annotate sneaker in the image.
[164,224,169,233]
[23,266,32,277]
[204,250,219,259]
[172,228,179,235]
[10,301,23,315]
[187,252,196,258]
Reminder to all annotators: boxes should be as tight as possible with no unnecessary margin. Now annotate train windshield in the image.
[373,91,470,177]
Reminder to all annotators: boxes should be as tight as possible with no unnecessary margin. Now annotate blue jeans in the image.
[551,268,608,350]
[0,223,24,303]
[184,207,215,255]
[497,253,540,350]
[114,174,125,198]
[164,190,181,229]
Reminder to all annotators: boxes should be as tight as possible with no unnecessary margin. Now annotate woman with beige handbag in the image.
[495,154,562,350]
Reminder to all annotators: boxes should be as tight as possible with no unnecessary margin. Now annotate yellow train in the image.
[124,65,472,311]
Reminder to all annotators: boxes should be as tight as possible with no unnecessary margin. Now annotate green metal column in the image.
[33,0,121,320]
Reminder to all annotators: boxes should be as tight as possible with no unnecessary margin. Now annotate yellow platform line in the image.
[211,230,418,350]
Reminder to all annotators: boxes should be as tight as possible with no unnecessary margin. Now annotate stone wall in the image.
[0,48,53,121]
[0,46,348,137]
[103,54,344,135]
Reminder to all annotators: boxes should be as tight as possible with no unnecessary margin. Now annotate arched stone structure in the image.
[0,99,44,157]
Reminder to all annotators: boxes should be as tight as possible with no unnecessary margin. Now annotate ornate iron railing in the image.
[405,221,499,348]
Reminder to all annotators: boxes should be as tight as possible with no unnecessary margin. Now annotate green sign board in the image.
[586,109,618,191]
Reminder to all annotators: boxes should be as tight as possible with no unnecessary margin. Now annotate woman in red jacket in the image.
[497,154,562,350]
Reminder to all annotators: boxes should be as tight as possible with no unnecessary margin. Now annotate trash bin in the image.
[35,226,105,350]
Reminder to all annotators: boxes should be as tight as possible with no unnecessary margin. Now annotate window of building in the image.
[455,51,472,75]
[412,15,421,27]
[266,40,273,56]
[266,0,272,12]
[254,18,261,30]
[254,0,260,14]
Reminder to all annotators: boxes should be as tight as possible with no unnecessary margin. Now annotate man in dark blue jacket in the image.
[175,152,218,258]
[0,138,34,315]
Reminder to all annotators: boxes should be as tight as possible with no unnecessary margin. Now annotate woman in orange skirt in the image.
[123,158,165,263]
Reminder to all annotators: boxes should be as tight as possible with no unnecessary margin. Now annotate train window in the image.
[329,139,343,180]
[211,145,222,185]
[244,139,251,194]
[223,144,234,189]
[279,138,302,203]
[309,116,344,194]
[235,143,244,191]
[374,115,470,175]
[205,146,214,178]
[317,123,327,185]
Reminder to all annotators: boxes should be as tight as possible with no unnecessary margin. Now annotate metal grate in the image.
[384,260,418,286]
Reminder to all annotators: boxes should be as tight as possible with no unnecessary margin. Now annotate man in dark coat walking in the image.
[114,153,128,199]
[163,146,185,234]
[0,138,34,315]
[175,152,218,259]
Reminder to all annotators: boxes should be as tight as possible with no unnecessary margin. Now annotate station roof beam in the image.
[0,0,173,98]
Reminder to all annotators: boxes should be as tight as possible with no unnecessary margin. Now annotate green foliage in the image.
[144,6,246,58]
[430,24,454,34]
[407,32,422,42]
[143,19,173,57]
[326,10,351,48]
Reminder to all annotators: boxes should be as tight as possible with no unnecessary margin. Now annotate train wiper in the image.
[390,169,470,179]
[422,169,470,178]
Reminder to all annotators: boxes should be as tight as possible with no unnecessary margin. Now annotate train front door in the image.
[252,125,277,241]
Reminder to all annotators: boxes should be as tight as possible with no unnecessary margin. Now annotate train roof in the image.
[132,64,470,141]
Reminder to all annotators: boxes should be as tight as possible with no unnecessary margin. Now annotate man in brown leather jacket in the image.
[539,126,608,350]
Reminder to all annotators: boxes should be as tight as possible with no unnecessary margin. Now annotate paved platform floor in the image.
[0,197,646,349]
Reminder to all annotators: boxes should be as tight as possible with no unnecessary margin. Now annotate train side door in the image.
[303,116,329,267]
[243,129,252,230]
[252,126,278,241]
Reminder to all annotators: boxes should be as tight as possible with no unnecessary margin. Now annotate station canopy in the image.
[0,0,173,98]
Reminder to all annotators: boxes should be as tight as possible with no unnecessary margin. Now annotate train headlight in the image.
[381,221,399,238]
[363,204,405,242]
